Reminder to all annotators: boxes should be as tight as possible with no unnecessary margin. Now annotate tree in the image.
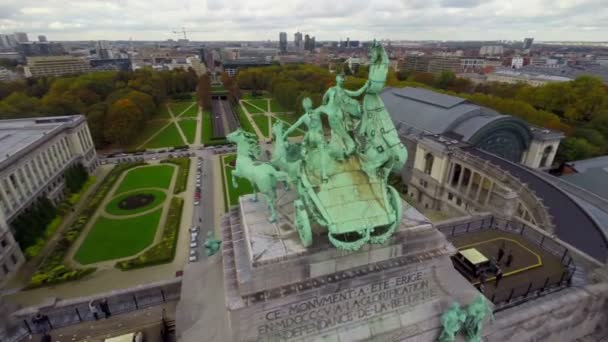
[86,103,107,146]
[196,74,212,110]
[556,137,600,163]
[410,72,435,86]
[435,71,456,90]
[104,99,143,145]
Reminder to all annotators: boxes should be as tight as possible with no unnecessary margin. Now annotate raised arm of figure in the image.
[283,115,307,139]
[343,80,369,98]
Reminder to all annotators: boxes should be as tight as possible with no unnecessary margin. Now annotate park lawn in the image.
[246,99,269,112]
[237,106,257,136]
[178,119,197,144]
[271,117,304,137]
[270,99,286,113]
[130,119,171,149]
[178,104,199,118]
[153,104,172,119]
[143,122,185,149]
[242,101,265,114]
[252,114,270,137]
[115,164,175,194]
[221,154,254,209]
[105,189,167,216]
[73,208,162,264]
[169,101,195,117]
[275,113,299,124]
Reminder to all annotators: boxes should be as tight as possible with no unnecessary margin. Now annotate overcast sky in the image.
[0,0,606,42]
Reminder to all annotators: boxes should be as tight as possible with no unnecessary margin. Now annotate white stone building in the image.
[0,115,97,285]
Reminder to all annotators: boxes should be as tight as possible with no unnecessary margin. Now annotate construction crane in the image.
[172,27,205,40]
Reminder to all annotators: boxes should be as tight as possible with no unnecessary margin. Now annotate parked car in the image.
[189,255,198,263]
[194,201,200,205]
[190,226,199,233]
[190,242,198,248]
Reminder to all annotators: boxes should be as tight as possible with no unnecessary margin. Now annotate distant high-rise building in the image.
[0,34,17,48]
[346,37,350,48]
[294,32,303,50]
[310,37,315,52]
[38,35,47,42]
[279,32,287,53]
[13,32,28,43]
[304,34,310,51]
[95,41,112,59]
[523,37,534,50]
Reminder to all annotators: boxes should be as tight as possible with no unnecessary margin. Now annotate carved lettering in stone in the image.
[254,270,438,341]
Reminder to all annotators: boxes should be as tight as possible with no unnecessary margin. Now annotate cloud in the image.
[0,0,605,41]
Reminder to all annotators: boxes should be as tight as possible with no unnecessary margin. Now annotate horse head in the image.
[272,120,285,140]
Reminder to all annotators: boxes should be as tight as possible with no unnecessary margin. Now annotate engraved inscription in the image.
[255,269,438,341]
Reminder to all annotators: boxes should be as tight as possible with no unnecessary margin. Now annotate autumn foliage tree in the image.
[104,99,144,146]
[196,74,212,110]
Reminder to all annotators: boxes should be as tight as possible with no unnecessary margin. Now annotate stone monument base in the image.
[220,190,481,341]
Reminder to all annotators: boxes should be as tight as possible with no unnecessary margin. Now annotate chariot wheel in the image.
[370,185,402,244]
[295,200,313,247]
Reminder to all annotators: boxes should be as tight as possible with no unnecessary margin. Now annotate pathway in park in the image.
[66,163,178,269]
[5,161,196,307]
[239,98,301,140]
[238,100,265,140]
[2,166,113,293]
[136,102,197,149]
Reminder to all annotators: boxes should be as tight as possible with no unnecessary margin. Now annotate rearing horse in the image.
[226,129,288,223]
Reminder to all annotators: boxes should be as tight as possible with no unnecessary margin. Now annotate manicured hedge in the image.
[26,162,145,289]
[115,197,183,270]
[161,157,190,194]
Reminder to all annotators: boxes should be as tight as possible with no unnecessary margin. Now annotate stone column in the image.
[5,176,22,203]
[34,156,49,179]
[475,176,484,203]
[0,185,13,212]
[484,181,494,205]
[465,171,474,198]
[28,162,40,188]
[19,167,34,194]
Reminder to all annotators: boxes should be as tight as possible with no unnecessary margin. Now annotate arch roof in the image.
[380,87,532,145]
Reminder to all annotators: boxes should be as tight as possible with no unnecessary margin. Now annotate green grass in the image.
[271,117,303,137]
[275,113,299,124]
[74,208,162,264]
[242,101,265,114]
[270,99,286,112]
[116,197,183,270]
[246,99,269,112]
[143,122,185,148]
[178,119,197,144]
[178,104,199,118]
[169,101,195,117]
[236,105,257,136]
[161,158,190,194]
[252,114,270,137]
[154,104,172,119]
[115,165,175,194]
[221,154,254,209]
[105,189,167,216]
[130,119,171,149]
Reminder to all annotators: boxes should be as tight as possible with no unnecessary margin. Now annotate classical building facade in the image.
[0,115,98,285]
[382,87,564,169]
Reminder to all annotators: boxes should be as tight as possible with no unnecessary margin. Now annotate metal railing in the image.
[437,215,576,311]
[0,279,181,342]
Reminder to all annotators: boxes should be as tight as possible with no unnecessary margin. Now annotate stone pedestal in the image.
[220,190,480,341]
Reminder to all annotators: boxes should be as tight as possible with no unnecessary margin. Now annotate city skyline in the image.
[0,0,606,42]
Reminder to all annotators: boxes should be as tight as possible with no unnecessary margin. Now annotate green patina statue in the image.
[463,295,494,342]
[230,42,408,251]
[438,302,467,342]
[437,295,493,342]
[226,129,288,223]
[203,231,222,257]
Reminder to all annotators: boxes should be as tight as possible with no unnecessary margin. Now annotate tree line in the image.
[236,64,608,163]
[0,68,198,147]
